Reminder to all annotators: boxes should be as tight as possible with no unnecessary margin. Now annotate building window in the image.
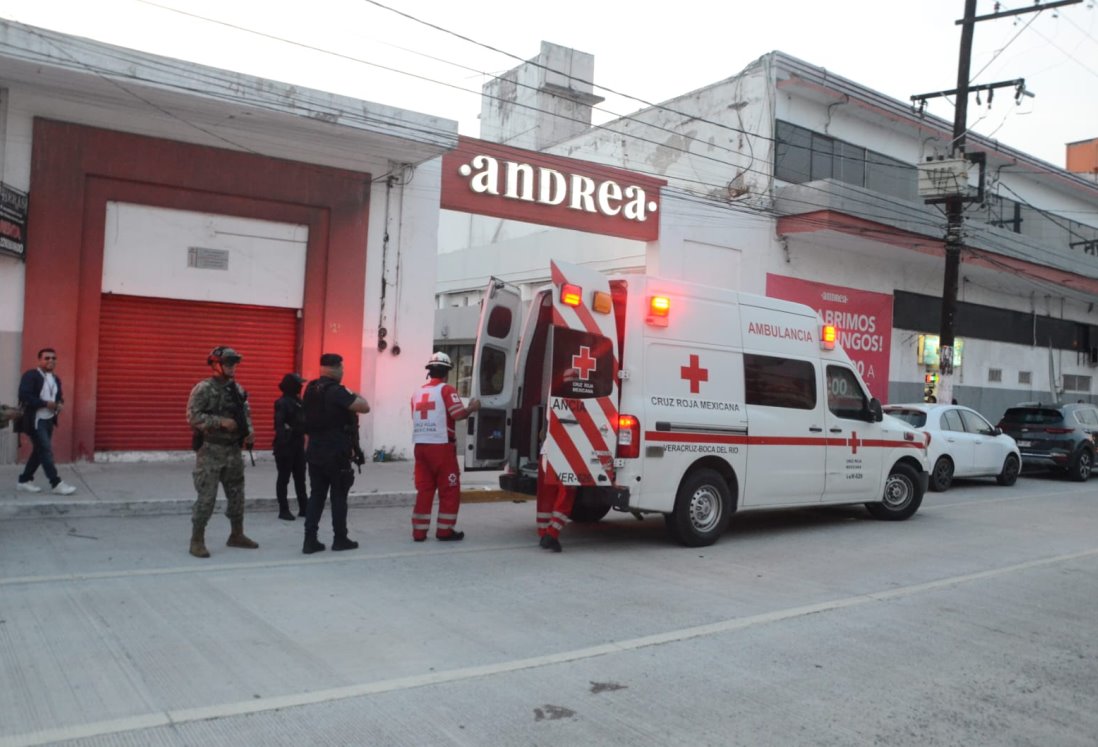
[988,368,1002,383]
[1018,371,1032,385]
[1063,374,1092,393]
[774,120,917,201]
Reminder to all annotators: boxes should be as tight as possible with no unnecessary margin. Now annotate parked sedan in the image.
[883,403,1021,491]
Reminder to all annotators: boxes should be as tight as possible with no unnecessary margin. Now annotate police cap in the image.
[319,353,343,367]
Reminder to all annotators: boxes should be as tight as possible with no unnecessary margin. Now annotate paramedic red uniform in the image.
[411,378,472,540]
[536,459,576,540]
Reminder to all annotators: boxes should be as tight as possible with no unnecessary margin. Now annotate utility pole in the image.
[911,0,1081,406]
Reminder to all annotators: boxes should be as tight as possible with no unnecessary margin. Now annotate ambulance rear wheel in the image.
[666,468,732,547]
[866,463,923,521]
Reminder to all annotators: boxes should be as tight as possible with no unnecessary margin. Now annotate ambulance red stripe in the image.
[549,409,595,484]
[646,432,924,450]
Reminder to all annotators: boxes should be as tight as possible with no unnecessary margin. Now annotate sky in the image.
[1,0,1096,169]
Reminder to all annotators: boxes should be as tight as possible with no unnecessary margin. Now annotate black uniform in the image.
[273,389,307,517]
[303,376,358,542]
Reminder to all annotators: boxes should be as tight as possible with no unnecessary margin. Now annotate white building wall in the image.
[102,203,308,307]
[361,159,444,460]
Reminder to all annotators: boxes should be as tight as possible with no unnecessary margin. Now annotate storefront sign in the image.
[766,274,893,401]
[441,136,664,241]
[0,183,28,259]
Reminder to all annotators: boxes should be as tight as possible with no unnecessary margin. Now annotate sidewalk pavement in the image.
[0,457,513,519]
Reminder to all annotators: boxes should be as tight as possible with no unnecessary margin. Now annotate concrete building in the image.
[0,20,457,464]
[435,43,1098,421]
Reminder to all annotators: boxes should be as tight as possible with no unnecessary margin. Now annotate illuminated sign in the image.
[918,335,964,368]
[441,136,664,241]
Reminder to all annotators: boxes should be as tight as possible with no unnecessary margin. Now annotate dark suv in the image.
[998,403,1098,482]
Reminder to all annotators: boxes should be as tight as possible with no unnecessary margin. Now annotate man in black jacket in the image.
[17,347,77,495]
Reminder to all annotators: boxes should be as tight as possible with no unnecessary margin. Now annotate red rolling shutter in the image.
[96,294,298,452]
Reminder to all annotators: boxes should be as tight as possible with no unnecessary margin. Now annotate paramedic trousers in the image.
[536,463,576,540]
[412,442,461,540]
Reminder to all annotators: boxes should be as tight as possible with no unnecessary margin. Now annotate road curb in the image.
[0,488,524,520]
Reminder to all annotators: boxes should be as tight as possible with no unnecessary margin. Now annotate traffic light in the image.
[924,372,939,385]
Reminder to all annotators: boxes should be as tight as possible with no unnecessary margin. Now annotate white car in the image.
[883,403,1022,492]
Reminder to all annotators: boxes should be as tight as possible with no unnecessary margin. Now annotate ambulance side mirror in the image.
[867,398,884,423]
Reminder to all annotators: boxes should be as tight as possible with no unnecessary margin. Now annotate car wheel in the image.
[665,468,733,547]
[996,454,1020,486]
[930,456,954,492]
[1068,447,1093,483]
[866,463,924,521]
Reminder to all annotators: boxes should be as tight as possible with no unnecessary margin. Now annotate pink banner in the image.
[766,274,893,402]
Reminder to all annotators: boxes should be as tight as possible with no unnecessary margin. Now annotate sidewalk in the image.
[0,457,512,519]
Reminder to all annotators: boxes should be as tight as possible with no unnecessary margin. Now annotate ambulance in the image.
[465,260,930,547]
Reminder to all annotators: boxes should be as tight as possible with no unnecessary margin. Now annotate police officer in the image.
[302,353,371,554]
[186,346,257,558]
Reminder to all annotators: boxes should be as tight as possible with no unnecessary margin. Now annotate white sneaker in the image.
[51,481,77,496]
[16,481,42,493]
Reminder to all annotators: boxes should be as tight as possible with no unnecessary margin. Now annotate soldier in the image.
[186,346,258,559]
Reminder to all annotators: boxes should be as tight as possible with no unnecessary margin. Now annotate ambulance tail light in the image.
[561,283,582,307]
[820,324,837,351]
[617,414,641,458]
[647,296,670,327]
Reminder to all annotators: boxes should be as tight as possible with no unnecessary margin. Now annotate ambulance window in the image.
[479,347,507,396]
[486,306,513,339]
[551,327,614,399]
[744,354,816,410]
[826,366,868,419]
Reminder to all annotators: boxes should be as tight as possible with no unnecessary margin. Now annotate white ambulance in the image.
[466,260,929,547]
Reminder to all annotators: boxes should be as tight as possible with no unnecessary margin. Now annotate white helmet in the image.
[426,351,453,370]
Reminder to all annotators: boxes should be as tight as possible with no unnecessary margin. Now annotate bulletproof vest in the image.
[303,378,345,436]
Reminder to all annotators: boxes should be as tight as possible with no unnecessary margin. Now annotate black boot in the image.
[296,497,308,518]
[540,534,562,552]
[332,535,359,551]
[303,534,326,554]
[436,530,465,542]
[277,497,295,521]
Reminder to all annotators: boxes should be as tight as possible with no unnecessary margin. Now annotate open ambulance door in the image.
[544,260,620,487]
[465,277,523,470]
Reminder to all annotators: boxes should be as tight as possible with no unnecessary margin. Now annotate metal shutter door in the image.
[96,294,297,452]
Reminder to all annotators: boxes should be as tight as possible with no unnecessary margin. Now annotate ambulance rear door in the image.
[466,277,523,470]
[544,260,619,487]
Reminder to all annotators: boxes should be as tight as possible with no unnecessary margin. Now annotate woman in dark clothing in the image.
[273,373,308,520]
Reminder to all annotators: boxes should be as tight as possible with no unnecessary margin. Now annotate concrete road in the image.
[1,474,1097,746]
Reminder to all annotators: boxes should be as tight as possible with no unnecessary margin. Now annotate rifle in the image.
[226,382,256,466]
[346,412,366,473]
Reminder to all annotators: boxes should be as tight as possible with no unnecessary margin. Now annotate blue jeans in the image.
[20,417,60,487]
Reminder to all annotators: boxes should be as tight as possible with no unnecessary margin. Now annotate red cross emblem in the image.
[848,431,861,454]
[680,354,709,394]
[415,392,437,420]
[572,346,597,381]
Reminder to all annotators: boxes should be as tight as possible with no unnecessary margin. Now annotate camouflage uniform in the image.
[187,377,253,526]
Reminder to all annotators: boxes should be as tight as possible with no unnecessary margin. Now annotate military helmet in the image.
[208,346,242,366]
[425,351,453,370]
